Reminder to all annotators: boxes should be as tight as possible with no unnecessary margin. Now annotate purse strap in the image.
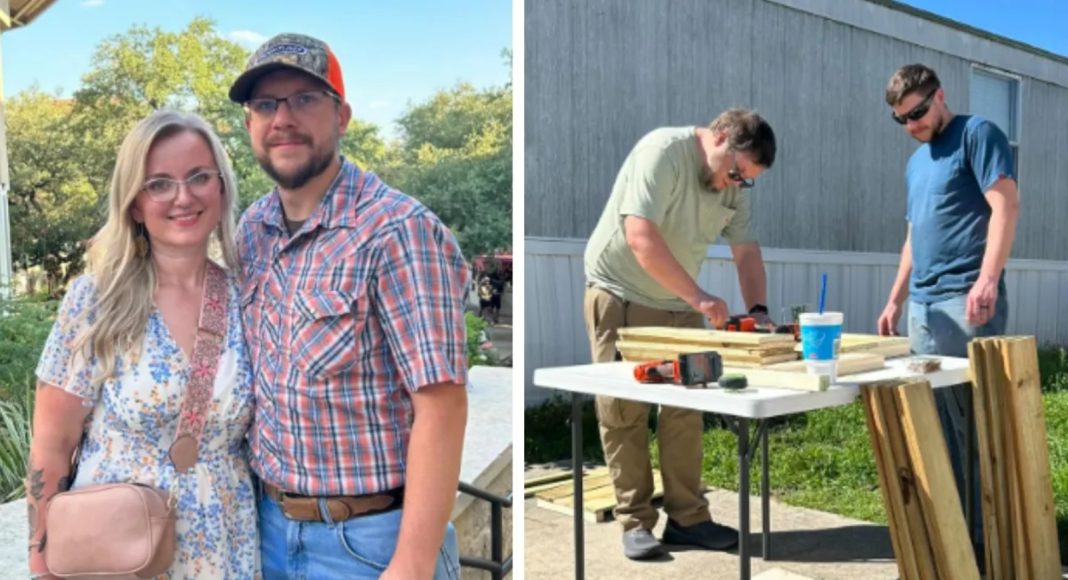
[167,261,229,472]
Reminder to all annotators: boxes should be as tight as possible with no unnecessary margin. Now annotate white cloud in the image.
[226,30,268,50]
[80,0,104,7]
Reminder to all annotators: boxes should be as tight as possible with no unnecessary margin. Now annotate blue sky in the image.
[896,0,1068,58]
[0,0,511,139]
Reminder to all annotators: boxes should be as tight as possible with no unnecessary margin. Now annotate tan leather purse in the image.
[44,263,229,579]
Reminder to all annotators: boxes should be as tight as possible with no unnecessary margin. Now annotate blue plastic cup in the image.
[800,312,843,382]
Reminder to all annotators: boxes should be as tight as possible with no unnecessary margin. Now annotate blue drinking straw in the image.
[818,273,827,315]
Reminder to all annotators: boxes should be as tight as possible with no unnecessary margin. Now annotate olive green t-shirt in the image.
[584,126,756,311]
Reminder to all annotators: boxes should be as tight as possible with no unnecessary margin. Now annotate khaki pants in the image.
[583,285,710,532]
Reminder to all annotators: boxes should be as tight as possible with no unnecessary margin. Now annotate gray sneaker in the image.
[622,528,665,560]
[662,518,738,551]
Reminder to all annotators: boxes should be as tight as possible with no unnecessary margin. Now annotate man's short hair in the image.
[886,64,941,106]
[709,109,776,168]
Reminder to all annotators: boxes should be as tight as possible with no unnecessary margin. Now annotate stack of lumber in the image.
[861,380,980,580]
[968,336,1059,579]
[767,351,885,376]
[791,334,910,359]
[527,467,669,523]
[616,327,797,367]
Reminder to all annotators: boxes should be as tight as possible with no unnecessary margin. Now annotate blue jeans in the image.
[908,292,1008,544]
[259,490,462,579]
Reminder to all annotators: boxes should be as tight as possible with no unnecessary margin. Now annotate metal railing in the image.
[457,481,513,580]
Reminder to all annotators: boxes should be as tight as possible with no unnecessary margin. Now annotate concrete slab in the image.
[524,464,903,580]
[0,498,28,572]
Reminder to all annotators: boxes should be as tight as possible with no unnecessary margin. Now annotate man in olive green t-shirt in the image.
[583,108,777,560]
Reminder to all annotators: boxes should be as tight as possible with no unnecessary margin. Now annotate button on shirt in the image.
[238,157,469,496]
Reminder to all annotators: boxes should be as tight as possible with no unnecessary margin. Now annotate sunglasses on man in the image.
[726,151,755,189]
[891,89,936,125]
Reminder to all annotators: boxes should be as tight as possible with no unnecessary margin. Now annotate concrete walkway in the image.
[525,464,901,580]
[525,491,900,579]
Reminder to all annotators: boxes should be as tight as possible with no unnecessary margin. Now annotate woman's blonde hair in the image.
[76,110,239,388]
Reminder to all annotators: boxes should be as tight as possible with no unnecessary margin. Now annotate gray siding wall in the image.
[525,0,1068,260]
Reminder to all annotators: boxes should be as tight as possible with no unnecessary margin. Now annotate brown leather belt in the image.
[264,482,404,522]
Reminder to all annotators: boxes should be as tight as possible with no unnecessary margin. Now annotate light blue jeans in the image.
[259,490,461,579]
[908,292,1008,544]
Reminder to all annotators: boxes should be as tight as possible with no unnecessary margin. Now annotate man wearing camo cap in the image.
[231,33,469,580]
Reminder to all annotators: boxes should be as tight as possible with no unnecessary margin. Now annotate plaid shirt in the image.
[237,158,469,496]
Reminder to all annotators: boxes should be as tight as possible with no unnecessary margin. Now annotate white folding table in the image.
[532,355,972,580]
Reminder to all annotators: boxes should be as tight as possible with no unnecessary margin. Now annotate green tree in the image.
[6,88,98,292]
[382,82,512,259]
[69,17,250,200]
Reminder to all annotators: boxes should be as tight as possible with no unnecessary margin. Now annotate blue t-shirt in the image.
[906,115,1015,303]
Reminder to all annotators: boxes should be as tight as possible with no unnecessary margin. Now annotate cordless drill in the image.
[633,351,723,388]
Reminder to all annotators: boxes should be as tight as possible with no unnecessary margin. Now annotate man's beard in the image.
[699,166,721,192]
[257,143,336,190]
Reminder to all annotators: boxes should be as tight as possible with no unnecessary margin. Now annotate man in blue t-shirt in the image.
[877,63,1020,549]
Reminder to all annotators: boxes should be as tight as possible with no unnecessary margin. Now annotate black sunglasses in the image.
[726,152,755,189]
[891,90,936,125]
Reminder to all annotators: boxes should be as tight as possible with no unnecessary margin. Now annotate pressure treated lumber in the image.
[968,336,1059,579]
[615,341,797,366]
[617,326,795,347]
[767,352,885,376]
[860,380,980,580]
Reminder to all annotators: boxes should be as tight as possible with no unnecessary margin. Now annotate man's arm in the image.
[730,242,767,316]
[383,381,468,580]
[624,215,728,327]
[877,226,913,336]
[967,177,1019,326]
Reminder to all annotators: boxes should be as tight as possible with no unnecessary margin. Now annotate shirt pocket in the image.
[290,286,364,379]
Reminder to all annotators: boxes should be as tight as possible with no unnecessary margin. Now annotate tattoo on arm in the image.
[29,468,45,500]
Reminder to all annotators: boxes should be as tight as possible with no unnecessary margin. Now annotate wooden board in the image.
[615,340,796,360]
[616,341,797,366]
[1000,337,1060,578]
[534,469,666,523]
[895,381,981,580]
[793,334,910,360]
[766,352,885,376]
[720,366,829,391]
[862,387,924,580]
[618,326,795,347]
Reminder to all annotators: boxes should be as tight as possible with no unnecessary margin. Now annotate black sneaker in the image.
[622,528,665,560]
[662,518,739,551]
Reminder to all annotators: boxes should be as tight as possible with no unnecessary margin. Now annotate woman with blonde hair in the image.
[26,110,257,578]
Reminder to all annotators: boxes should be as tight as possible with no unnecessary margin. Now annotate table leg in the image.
[761,420,770,560]
[738,417,751,580]
[572,393,585,580]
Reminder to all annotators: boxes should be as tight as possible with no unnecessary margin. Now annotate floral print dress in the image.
[36,272,259,578]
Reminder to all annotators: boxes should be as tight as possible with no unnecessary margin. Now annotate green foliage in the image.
[0,400,32,502]
[465,312,507,367]
[6,89,97,290]
[0,297,57,500]
[1039,345,1068,393]
[381,83,512,259]
[525,396,604,465]
[0,299,59,402]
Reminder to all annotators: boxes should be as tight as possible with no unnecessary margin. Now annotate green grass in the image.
[525,346,1068,562]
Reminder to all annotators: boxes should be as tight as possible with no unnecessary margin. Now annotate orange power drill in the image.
[633,351,723,388]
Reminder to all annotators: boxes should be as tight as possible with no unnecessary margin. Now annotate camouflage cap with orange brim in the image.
[228,33,346,104]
